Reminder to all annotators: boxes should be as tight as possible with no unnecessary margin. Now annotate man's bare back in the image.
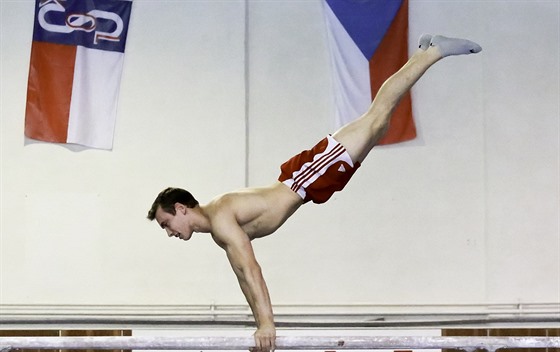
[207,183,304,242]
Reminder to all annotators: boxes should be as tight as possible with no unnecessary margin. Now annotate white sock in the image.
[430,35,482,57]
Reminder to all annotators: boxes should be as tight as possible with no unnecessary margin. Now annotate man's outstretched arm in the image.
[227,241,276,352]
[212,219,276,352]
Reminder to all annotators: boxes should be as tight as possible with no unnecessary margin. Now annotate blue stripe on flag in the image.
[33,0,132,53]
[325,0,403,59]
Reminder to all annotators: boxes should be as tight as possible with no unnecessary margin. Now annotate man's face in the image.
[154,203,193,241]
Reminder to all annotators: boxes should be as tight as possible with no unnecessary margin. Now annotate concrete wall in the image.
[1,0,558,308]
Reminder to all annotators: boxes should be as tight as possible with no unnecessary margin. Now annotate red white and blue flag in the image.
[324,0,415,145]
[25,0,133,150]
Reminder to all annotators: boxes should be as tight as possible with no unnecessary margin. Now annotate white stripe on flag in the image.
[67,46,125,149]
[324,2,371,127]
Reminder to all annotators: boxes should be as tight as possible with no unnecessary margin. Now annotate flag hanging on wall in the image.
[323,0,415,145]
[25,0,133,150]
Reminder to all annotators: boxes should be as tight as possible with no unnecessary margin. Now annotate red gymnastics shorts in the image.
[278,135,361,204]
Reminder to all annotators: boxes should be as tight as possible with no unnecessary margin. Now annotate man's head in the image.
[147,187,199,240]
[147,187,199,220]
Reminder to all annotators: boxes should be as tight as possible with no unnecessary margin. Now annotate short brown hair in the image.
[147,187,199,220]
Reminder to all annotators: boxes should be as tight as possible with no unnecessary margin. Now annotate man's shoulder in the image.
[207,192,239,215]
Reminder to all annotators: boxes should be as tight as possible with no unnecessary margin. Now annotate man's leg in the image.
[332,35,482,164]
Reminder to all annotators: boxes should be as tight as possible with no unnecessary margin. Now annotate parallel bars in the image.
[1,336,559,351]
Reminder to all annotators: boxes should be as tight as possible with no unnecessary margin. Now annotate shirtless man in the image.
[147,35,481,352]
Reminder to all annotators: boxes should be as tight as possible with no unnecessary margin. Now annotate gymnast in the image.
[147,34,482,352]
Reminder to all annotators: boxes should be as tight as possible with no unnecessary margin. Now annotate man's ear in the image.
[174,203,187,214]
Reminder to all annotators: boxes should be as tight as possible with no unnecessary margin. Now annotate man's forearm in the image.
[238,273,276,352]
[238,267,275,328]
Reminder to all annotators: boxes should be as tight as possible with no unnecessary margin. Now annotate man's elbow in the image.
[238,261,263,281]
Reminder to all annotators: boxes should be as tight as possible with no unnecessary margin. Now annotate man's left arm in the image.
[212,218,276,352]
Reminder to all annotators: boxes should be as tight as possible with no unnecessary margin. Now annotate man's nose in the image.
[166,229,173,236]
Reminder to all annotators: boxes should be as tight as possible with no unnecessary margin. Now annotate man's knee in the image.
[364,107,391,137]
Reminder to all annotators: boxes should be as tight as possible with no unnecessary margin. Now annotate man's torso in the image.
[207,182,303,242]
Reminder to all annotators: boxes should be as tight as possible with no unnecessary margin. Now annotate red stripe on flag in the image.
[25,41,77,143]
[368,0,416,145]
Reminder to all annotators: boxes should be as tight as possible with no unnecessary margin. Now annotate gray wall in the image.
[1,0,558,308]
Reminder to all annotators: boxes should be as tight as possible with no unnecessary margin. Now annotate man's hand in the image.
[252,324,276,352]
